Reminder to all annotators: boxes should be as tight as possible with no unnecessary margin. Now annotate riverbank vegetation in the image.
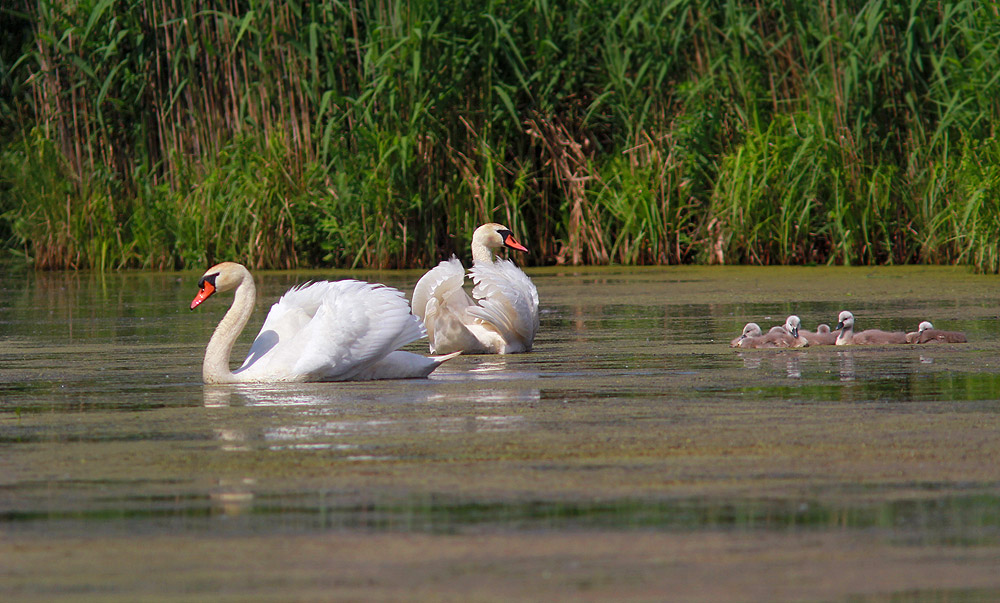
[1,0,998,271]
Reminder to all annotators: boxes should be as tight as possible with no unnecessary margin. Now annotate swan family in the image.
[191,223,538,383]
[190,222,970,382]
[731,310,967,349]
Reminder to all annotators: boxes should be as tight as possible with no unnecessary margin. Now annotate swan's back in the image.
[468,259,539,353]
[914,329,968,344]
[411,257,488,354]
[852,329,908,345]
[801,328,838,345]
[412,257,470,321]
[238,280,425,381]
[738,330,793,349]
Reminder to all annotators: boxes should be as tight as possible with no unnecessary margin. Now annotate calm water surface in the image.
[2,264,1000,601]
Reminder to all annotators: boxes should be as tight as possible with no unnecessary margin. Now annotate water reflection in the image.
[433,356,542,383]
[470,358,509,376]
[838,350,856,381]
[735,350,803,379]
[202,381,540,409]
[261,414,526,451]
[786,354,802,379]
[202,384,377,408]
[201,382,536,455]
[210,478,256,517]
[732,347,958,384]
[214,428,252,452]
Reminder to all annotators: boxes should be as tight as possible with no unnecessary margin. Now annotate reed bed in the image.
[1,0,998,270]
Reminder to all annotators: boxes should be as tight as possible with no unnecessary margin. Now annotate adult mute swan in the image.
[190,262,457,383]
[411,223,539,354]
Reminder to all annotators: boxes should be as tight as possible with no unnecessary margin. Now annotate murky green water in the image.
[2,264,1000,601]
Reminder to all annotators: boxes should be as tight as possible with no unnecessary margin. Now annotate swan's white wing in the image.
[467,259,539,352]
[238,280,424,381]
[411,257,469,320]
[411,257,485,354]
[237,280,333,374]
[352,350,461,380]
[296,280,425,381]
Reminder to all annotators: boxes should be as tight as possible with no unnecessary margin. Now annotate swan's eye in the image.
[190,273,219,310]
[497,230,528,252]
[198,273,219,289]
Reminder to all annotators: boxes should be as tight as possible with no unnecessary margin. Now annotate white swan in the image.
[411,223,539,354]
[190,262,457,383]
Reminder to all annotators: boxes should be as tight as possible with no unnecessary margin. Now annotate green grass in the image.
[0,0,998,271]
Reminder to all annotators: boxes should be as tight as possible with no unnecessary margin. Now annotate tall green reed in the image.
[1,0,998,271]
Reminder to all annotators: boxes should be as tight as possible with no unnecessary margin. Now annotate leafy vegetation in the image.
[1,0,998,270]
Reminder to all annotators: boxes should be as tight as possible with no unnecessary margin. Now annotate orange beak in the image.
[503,233,528,253]
[190,281,216,310]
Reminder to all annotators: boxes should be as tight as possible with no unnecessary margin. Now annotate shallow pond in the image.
[2,264,1000,601]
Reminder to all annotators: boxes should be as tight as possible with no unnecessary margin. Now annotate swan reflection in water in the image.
[210,478,256,517]
[736,350,860,382]
[837,351,855,381]
[735,351,802,379]
[430,356,541,382]
[202,377,540,454]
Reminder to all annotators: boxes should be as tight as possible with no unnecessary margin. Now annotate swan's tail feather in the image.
[430,350,462,364]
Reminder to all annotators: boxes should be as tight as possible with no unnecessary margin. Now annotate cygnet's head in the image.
[836,310,855,331]
[783,315,801,338]
[731,322,762,347]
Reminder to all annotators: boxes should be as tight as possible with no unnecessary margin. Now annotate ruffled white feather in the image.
[412,255,539,355]
[194,263,452,383]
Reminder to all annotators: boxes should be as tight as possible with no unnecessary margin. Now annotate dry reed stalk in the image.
[525,114,607,265]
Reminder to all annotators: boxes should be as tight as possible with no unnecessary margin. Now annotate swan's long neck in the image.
[203,275,256,384]
[836,321,853,346]
[471,239,496,264]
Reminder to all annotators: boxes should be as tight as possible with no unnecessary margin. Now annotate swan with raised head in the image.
[190,262,457,383]
[835,310,907,345]
[906,320,968,344]
[412,223,539,354]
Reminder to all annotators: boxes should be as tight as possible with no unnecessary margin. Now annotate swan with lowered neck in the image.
[411,223,539,354]
[190,262,457,383]
[779,315,811,347]
[906,320,968,344]
[730,322,762,347]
